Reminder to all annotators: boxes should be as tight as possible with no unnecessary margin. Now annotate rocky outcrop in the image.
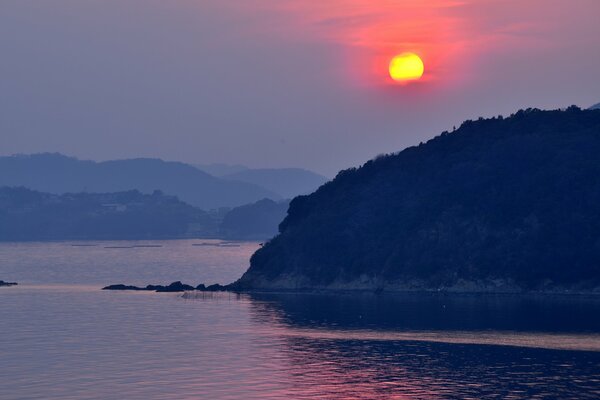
[102,281,228,292]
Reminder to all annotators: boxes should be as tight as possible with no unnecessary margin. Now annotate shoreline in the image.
[229,287,600,297]
[101,280,600,297]
[229,276,600,296]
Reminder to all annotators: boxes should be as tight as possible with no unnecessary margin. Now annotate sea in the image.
[1,239,599,399]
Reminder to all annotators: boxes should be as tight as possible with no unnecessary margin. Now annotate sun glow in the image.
[389,53,424,83]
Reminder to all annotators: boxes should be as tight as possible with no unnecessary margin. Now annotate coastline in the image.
[102,276,600,296]
[229,275,600,296]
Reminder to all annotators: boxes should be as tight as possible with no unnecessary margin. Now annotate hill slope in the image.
[219,198,290,240]
[194,163,248,177]
[235,107,600,292]
[221,168,328,199]
[0,154,279,209]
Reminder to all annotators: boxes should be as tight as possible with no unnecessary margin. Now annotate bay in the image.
[1,240,599,399]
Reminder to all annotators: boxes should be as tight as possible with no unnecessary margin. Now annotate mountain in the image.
[194,163,249,177]
[589,103,600,110]
[222,168,328,199]
[234,107,600,293]
[0,187,216,241]
[0,154,279,209]
[219,198,290,240]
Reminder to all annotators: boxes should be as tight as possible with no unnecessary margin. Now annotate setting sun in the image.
[389,53,424,82]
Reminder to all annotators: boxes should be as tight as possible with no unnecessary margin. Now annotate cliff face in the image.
[235,107,600,292]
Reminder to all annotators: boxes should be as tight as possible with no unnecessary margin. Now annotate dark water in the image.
[1,240,599,399]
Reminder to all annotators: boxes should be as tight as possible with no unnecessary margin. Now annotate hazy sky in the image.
[1,0,599,176]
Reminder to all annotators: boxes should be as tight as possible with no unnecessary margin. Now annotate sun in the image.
[389,53,424,83]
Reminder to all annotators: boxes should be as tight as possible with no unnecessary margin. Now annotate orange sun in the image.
[389,53,424,83]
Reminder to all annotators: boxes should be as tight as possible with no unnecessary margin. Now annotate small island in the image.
[0,280,18,287]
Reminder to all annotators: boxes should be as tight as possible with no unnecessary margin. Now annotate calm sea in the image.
[1,240,599,399]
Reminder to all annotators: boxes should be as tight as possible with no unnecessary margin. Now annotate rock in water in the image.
[155,281,195,292]
[205,284,227,292]
[102,284,146,291]
[103,281,196,292]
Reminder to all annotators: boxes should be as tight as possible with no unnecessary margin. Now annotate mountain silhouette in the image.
[194,164,329,199]
[0,154,279,210]
[194,163,249,177]
[222,168,328,199]
[235,107,600,292]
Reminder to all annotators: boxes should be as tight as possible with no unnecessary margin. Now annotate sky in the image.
[1,0,599,176]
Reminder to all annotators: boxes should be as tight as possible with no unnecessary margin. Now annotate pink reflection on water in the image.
[239,293,600,399]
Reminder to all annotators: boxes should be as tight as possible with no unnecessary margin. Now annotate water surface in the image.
[1,240,599,399]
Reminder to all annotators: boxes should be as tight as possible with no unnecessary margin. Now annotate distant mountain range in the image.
[235,107,600,293]
[194,163,249,177]
[0,153,326,240]
[221,168,328,199]
[0,154,279,210]
[0,154,328,210]
[195,164,328,199]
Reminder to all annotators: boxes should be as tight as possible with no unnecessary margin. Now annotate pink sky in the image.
[227,0,600,87]
[1,0,599,174]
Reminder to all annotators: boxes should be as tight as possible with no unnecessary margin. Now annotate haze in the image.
[1,0,599,176]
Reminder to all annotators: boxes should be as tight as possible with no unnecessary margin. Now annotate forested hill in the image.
[0,187,289,241]
[0,187,216,241]
[235,107,600,292]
